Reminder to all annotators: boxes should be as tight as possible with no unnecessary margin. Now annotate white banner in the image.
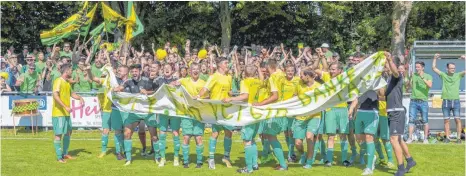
[105,52,388,126]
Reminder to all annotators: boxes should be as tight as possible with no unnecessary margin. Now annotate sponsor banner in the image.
[1,96,102,127]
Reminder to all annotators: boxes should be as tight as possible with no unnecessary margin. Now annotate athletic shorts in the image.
[158,114,181,132]
[325,107,349,134]
[262,118,285,136]
[388,110,406,136]
[376,116,390,140]
[284,118,294,131]
[52,116,72,135]
[212,124,235,133]
[292,118,321,139]
[317,111,325,135]
[125,113,157,127]
[257,121,267,135]
[101,111,111,129]
[354,110,379,135]
[110,108,128,131]
[241,123,259,141]
[181,118,205,136]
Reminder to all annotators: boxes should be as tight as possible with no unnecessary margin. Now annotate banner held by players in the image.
[103,52,387,127]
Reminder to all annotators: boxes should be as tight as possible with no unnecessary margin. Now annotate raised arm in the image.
[432,53,442,75]
[385,52,399,78]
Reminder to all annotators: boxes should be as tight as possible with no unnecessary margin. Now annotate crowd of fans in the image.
[0,39,374,94]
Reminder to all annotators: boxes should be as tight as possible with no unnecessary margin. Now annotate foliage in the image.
[1,1,464,61]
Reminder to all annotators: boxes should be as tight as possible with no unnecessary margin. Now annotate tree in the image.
[391,1,412,64]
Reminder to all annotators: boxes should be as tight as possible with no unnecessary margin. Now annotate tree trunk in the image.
[391,1,412,64]
[219,1,231,54]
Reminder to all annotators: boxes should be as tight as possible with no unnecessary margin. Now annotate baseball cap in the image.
[321,43,329,48]
[332,52,339,57]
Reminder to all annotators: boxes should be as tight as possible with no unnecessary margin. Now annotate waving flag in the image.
[40,1,97,45]
[125,1,144,41]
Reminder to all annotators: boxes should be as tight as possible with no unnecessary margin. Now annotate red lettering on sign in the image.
[71,98,100,119]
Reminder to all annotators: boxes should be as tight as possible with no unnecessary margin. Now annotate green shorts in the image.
[241,123,259,141]
[317,112,325,134]
[110,108,128,131]
[158,114,181,132]
[376,116,389,140]
[284,118,294,131]
[325,107,349,134]
[257,121,267,135]
[292,118,321,139]
[181,118,205,136]
[144,114,158,128]
[262,118,285,136]
[52,116,72,135]
[355,110,379,135]
[124,113,146,126]
[101,112,111,129]
[212,124,235,132]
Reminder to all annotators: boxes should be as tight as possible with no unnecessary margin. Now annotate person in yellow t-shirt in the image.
[87,64,118,158]
[197,57,234,169]
[222,63,263,173]
[253,59,288,171]
[281,65,300,162]
[293,69,322,169]
[51,63,84,163]
[174,63,207,168]
[315,61,350,166]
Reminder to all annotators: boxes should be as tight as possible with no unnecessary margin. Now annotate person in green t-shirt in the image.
[15,64,40,93]
[321,43,333,63]
[91,60,104,92]
[406,61,432,144]
[59,42,73,58]
[35,52,46,75]
[72,60,92,92]
[432,53,466,143]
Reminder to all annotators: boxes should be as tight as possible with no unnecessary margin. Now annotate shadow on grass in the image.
[68,148,92,156]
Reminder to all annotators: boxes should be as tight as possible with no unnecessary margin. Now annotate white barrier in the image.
[0,95,102,127]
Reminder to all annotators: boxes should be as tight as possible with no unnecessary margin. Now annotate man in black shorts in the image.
[384,52,416,176]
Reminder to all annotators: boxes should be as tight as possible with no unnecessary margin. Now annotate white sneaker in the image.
[158,158,166,167]
[406,138,413,144]
[208,158,216,169]
[174,157,180,166]
[423,139,429,144]
[361,168,373,175]
[124,160,131,166]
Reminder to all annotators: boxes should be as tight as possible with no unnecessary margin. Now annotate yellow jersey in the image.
[296,81,322,120]
[257,78,271,102]
[204,72,232,100]
[180,77,206,97]
[378,100,387,117]
[281,76,300,101]
[269,70,286,103]
[52,77,72,117]
[240,77,262,104]
[98,78,112,113]
[321,71,347,108]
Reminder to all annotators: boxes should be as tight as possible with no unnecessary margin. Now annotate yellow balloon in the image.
[198,49,208,59]
[156,49,167,60]
[0,72,8,79]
